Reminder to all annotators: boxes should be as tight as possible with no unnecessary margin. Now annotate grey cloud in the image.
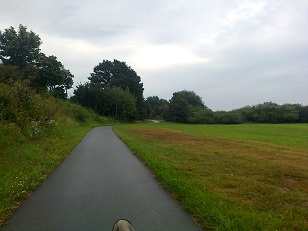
[1,0,307,110]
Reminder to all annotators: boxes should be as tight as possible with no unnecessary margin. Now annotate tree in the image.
[0,25,41,68]
[88,59,144,118]
[188,107,214,124]
[213,111,243,124]
[72,83,137,121]
[166,90,209,123]
[102,87,137,121]
[299,105,308,122]
[236,102,306,123]
[31,54,74,98]
[177,90,205,108]
[166,92,192,123]
[235,106,254,122]
[145,96,169,119]
[0,25,73,98]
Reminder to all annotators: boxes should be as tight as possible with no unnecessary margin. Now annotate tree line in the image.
[71,59,144,120]
[1,25,307,123]
[145,92,308,124]
[0,25,144,121]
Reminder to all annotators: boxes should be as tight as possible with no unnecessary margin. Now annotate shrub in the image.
[214,111,244,124]
[0,82,59,137]
[188,108,215,124]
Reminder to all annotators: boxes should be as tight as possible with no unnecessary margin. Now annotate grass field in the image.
[113,123,308,230]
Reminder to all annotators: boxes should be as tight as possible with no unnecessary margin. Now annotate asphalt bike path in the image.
[1,126,202,231]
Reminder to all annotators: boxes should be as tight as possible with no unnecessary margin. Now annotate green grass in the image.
[0,99,118,225]
[0,81,122,224]
[0,122,95,224]
[113,123,308,230]
[133,122,308,150]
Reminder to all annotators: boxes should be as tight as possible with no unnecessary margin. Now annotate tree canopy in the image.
[30,54,74,97]
[145,96,168,119]
[162,90,308,124]
[1,25,306,123]
[0,25,73,99]
[72,83,137,121]
[88,59,144,117]
[166,90,208,123]
[0,25,41,68]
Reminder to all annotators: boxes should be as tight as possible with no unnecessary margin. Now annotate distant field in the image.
[139,123,308,150]
[114,123,308,230]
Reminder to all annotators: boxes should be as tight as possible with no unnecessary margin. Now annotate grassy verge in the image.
[113,123,308,230]
[0,100,117,224]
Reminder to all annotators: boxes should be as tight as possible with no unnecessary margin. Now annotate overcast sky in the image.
[1,0,307,110]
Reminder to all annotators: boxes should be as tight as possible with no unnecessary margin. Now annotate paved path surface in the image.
[1,126,202,231]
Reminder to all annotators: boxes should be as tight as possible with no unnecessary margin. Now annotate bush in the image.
[0,82,56,133]
[0,82,116,139]
[188,108,215,124]
[213,111,244,124]
[59,100,117,124]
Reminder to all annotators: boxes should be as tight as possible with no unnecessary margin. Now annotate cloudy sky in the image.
[1,0,307,110]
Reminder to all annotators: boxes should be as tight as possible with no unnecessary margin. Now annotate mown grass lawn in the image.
[113,123,308,230]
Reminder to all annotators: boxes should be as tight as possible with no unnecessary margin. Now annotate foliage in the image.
[299,105,308,122]
[163,89,307,124]
[0,77,116,224]
[0,25,41,68]
[88,59,144,117]
[30,54,74,98]
[144,96,168,119]
[0,25,73,99]
[213,111,244,124]
[175,90,205,107]
[188,107,214,124]
[72,83,137,121]
[0,111,115,225]
[0,80,113,138]
[166,91,192,123]
[100,86,137,120]
[70,82,101,110]
[235,102,307,123]
[166,90,209,123]
[0,65,25,84]
[0,82,55,136]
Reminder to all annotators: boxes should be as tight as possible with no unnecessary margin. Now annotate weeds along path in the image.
[0,126,201,231]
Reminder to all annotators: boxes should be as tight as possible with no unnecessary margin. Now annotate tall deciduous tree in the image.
[166,92,192,123]
[30,54,74,98]
[166,90,212,123]
[177,90,205,108]
[0,25,41,68]
[102,87,137,120]
[88,59,144,118]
